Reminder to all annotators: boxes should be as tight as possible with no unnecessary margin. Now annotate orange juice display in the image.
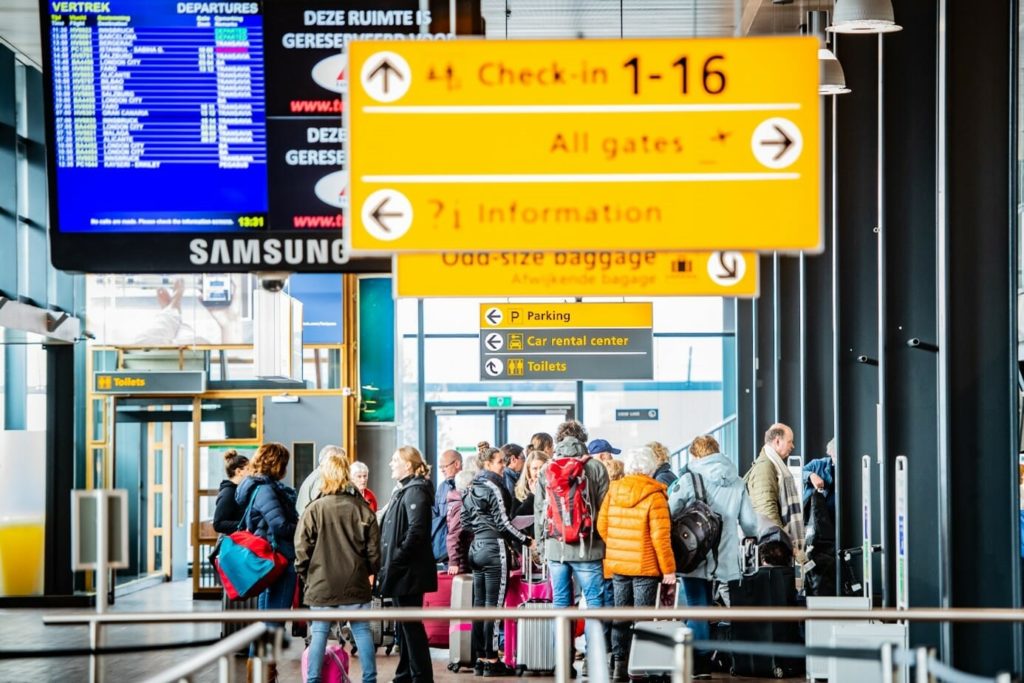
[0,518,45,596]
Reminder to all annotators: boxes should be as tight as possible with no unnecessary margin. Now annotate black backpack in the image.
[670,471,724,575]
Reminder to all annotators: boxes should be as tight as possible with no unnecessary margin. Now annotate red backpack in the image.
[544,455,594,544]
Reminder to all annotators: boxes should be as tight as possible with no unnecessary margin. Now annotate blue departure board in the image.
[42,0,446,272]
[48,2,268,232]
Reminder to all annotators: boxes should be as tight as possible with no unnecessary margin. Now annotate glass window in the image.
[25,344,46,431]
[199,398,257,441]
[199,444,258,491]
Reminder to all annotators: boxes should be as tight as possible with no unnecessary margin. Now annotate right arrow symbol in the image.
[759,124,793,161]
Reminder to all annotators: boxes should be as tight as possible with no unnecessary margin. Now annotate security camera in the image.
[258,272,291,292]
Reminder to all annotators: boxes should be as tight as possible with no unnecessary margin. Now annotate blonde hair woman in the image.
[377,446,435,682]
[646,440,678,488]
[296,454,381,683]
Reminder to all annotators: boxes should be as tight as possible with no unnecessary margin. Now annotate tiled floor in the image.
[0,581,801,682]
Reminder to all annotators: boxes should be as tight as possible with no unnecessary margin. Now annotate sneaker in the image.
[483,661,515,677]
[474,660,485,677]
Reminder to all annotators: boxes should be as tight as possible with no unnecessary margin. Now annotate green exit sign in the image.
[488,396,513,408]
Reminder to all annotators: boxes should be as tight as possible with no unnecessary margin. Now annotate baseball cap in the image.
[587,438,621,456]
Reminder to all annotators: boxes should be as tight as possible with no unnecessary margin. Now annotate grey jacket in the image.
[668,453,758,582]
[536,453,610,562]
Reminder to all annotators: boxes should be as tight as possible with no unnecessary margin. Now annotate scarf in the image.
[763,446,805,552]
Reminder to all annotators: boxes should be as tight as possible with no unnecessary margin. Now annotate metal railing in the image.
[670,413,738,472]
[139,623,273,683]
[44,605,1024,683]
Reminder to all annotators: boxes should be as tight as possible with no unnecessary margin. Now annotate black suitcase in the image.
[727,566,805,678]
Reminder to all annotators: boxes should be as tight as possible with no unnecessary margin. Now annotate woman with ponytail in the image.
[376,445,436,683]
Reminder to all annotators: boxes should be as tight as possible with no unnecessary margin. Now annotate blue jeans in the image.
[250,564,297,657]
[307,603,376,683]
[548,560,606,649]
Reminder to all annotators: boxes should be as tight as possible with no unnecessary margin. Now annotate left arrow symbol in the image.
[485,333,503,351]
[370,196,404,234]
[485,308,503,326]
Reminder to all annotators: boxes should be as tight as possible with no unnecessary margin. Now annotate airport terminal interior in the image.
[0,0,1023,681]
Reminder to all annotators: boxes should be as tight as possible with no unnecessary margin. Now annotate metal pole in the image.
[554,615,571,683]
[914,647,930,683]
[876,32,890,610]
[830,81,843,591]
[799,252,807,459]
[880,642,895,683]
[91,491,109,683]
[934,0,953,663]
[773,251,781,423]
[218,655,231,683]
[671,628,692,683]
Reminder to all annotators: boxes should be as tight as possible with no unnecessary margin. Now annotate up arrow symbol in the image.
[368,58,403,95]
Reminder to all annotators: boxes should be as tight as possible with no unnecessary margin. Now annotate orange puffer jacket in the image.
[596,474,676,578]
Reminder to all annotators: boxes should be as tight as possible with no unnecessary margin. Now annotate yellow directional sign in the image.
[479,302,652,329]
[347,37,820,255]
[394,250,758,298]
[480,303,653,380]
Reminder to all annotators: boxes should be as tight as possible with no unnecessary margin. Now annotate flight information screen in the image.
[42,0,445,271]
[48,1,269,232]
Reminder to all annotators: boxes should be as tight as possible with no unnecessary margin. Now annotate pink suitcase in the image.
[504,562,553,667]
[423,571,453,648]
[301,642,350,683]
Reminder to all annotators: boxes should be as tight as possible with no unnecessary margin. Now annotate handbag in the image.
[214,485,290,600]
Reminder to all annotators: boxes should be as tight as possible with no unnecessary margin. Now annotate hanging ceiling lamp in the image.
[828,0,902,34]
[808,11,851,95]
[819,48,851,94]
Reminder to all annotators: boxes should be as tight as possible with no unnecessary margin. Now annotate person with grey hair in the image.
[801,438,836,517]
[350,461,378,512]
[432,449,464,562]
[296,445,347,515]
[597,446,675,682]
[446,469,475,575]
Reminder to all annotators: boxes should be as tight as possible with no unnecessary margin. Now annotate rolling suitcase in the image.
[301,643,351,683]
[447,573,474,672]
[506,563,556,674]
[728,565,804,678]
[369,595,396,655]
[423,571,453,648]
[220,589,258,640]
[626,583,686,679]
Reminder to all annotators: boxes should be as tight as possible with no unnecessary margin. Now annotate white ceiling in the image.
[0,0,42,67]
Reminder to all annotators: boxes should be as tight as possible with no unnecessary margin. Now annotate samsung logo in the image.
[189,238,347,266]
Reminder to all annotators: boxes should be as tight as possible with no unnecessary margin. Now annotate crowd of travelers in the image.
[213,419,838,683]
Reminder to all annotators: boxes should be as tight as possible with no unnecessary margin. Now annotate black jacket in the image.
[653,462,678,488]
[213,480,244,535]
[462,470,530,547]
[377,476,437,598]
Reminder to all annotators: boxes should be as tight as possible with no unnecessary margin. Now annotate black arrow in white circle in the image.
[369,196,404,234]
[367,58,404,95]
[717,252,739,279]
[759,124,793,161]
[485,333,503,351]
[485,308,503,326]
[484,358,504,377]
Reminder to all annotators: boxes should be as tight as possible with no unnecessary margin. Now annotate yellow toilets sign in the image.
[394,250,758,298]
[347,36,821,254]
[93,371,206,395]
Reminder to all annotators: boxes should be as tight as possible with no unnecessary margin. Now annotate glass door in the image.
[427,403,575,470]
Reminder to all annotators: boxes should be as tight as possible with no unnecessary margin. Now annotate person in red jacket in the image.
[351,461,378,512]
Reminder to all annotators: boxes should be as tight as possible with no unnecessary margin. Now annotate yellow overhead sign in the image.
[479,302,652,329]
[394,251,758,298]
[347,37,821,254]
